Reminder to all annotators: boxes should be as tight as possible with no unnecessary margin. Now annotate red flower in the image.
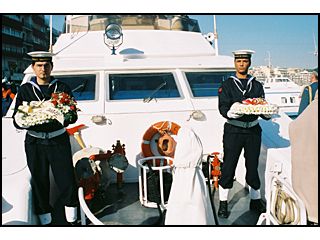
[70,105,76,111]
[51,100,58,106]
[62,93,69,98]
[50,92,79,114]
[59,98,66,104]
[51,93,59,100]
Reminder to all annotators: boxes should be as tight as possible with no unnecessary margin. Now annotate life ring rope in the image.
[141,121,180,159]
[152,121,172,134]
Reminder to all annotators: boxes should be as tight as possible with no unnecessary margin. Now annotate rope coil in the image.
[271,181,300,225]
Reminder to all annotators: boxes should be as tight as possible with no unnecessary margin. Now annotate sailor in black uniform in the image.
[217,50,270,218]
[13,51,78,225]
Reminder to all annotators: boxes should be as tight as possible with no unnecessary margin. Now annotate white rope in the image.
[32,86,43,102]
[153,121,172,133]
[53,83,58,93]
[271,181,301,225]
[231,76,246,95]
[31,81,58,102]
[230,76,255,96]
[247,76,254,93]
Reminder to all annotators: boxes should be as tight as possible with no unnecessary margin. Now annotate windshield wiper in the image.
[143,82,167,103]
[72,84,85,92]
[72,80,88,96]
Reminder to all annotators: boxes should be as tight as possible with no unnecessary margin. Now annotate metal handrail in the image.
[137,156,173,208]
[78,187,104,225]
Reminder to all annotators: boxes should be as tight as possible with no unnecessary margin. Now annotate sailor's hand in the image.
[227,111,243,119]
[261,114,272,119]
[227,102,243,119]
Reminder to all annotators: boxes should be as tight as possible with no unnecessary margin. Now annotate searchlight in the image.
[104,23,123,55]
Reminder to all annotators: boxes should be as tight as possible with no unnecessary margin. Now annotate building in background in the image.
[251,66,314,86]
[2,15,61,83]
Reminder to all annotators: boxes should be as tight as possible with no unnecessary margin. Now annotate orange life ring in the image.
[141,121,180,164]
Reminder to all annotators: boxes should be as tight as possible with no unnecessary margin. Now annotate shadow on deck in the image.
[51,181,260,226]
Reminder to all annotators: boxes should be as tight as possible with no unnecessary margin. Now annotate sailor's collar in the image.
[29,76,58,89]
[230,75,255,95]
[28,76,59,99]
[230,75,255,81]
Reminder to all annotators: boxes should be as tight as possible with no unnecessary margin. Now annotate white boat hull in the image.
[2,119,38,225]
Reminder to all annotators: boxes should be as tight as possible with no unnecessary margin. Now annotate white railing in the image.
[137,156,173,209]
[78,187,104,225]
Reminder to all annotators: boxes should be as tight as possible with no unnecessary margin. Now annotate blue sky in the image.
[192,15,318,69]
[48,15,318,69]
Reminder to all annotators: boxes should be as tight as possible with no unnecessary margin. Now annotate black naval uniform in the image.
[218,75,270,190]
[13,77,78,216]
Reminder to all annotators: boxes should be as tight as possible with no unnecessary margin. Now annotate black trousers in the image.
[24,132,78,215]
[219,129,261,190]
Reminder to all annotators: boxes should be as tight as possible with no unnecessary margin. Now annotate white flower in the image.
[15,100,65,127]
[232,102,279,115]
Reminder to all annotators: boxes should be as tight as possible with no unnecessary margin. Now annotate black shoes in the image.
[250,199,266,214]
[218,199,266,218]
[218,200,229,218]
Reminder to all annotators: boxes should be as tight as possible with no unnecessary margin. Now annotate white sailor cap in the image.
[28,51,54,62]
[232,49,255,59]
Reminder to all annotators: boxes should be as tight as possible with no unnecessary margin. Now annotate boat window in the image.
[109,73,180,100]
[290,97,295,103]
[281,97,287,104]
[53,74,96,101]
[185,71,234,97]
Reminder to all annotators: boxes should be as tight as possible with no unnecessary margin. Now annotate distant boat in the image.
[262,77,303,118]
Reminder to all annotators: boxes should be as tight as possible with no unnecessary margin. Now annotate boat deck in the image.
[51,181,261,226]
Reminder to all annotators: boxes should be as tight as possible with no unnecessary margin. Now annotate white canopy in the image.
[165,126,215,225]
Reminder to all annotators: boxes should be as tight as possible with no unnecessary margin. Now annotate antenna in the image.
[49,15,53,53]
[65,15,72,33]
[213,15,219,56]
[264,51,272,79]
[313,32,318,57]
[266,51,271,69]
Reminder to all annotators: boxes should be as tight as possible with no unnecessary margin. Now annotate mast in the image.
[267,51,271,69]
[313,32,318,57]
[213,15,219,56]
[49,15,53,53]
[65,15,72,33]
[266,51,272,79]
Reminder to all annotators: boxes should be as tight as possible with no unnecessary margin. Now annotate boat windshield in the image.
[65,15,201,33]
[53,74,97,101]
[109,72,181,101]
[185,71,234,97]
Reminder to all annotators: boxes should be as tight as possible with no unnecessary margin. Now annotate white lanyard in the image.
[30,80,58,101]
[230,76,254,95]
